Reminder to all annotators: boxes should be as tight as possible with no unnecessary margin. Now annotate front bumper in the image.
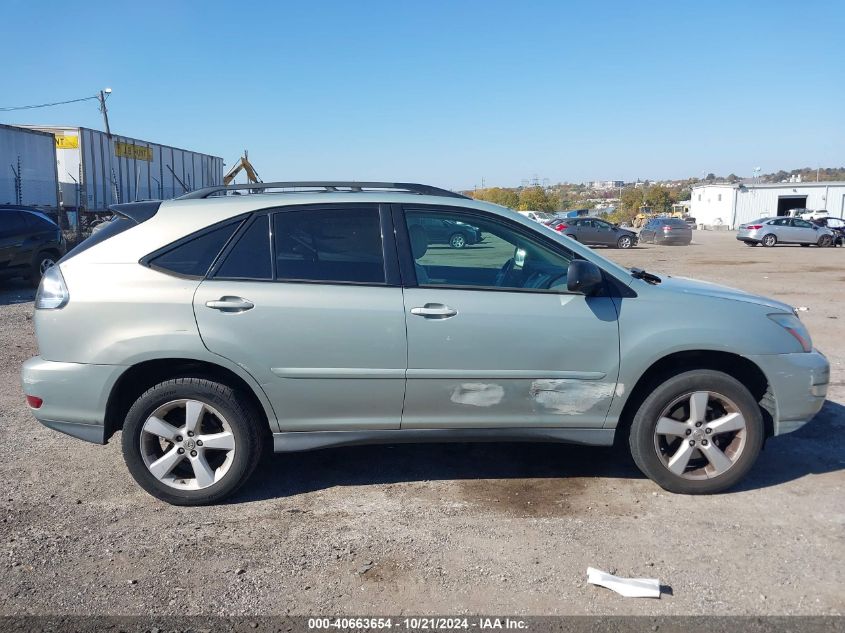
[746,350,830,435]
[20,356,126,444]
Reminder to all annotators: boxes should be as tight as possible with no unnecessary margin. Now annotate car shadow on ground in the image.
[234,399,845,503]
[0,279,35,305]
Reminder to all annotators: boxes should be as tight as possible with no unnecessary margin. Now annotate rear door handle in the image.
[410,303,457,319]
[205,296,254,312]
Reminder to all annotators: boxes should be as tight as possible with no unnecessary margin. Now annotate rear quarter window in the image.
[146,221,241,278]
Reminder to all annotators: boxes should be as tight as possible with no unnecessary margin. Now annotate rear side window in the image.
[214,215,272,280]
[148,221,240,277]
[273,207,384,283]
[0,212,27,237]
[665,218,687,226]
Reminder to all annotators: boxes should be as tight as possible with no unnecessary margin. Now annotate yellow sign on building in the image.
[55,135,79,149]
[115,141,153,162]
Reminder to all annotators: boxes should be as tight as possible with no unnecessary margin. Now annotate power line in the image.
[0,95,99,112]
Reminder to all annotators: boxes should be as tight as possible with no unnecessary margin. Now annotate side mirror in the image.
[567,260,603,295]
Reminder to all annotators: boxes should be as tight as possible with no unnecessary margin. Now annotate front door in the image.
[399,205,621,429]
[193,205,407,431]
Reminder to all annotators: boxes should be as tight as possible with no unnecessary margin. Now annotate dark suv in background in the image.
[0,206,66,284]
[639,217,693,245]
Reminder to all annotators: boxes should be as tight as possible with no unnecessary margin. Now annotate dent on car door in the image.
[193,205,407,431]
[399,205,621,429]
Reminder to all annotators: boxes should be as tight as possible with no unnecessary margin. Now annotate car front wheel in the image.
[617,235,633,249]
[122,377,265,505]
[628,370,764,494]
[817,235,833,247]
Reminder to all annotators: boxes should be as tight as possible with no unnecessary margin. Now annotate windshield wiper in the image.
[630,267,662,284]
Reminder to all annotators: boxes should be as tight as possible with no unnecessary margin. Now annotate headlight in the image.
[35,265,69,310]
[768,313,812,352]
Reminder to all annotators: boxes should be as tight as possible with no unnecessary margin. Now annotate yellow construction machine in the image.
[223,150,262,185]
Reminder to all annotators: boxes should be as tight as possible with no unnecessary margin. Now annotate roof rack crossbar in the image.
[177,181,469,200]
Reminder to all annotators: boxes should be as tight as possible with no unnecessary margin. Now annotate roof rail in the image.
[177,181,469,200]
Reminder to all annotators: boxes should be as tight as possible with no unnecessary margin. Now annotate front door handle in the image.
[410,303,457,319]
[205,296,254,313]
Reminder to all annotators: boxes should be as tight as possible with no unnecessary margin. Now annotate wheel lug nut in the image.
[196,440,203,446]
[177,448,185,454]
[705,428,712,434]
[175,436,183,442]
[685,429,692,436]
[190,450,197,457]
[702,439,709,446]
[689,440,695,446]
[187,431,194,437]
[695,422,702,427]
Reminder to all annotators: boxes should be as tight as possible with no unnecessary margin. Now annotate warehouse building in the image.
[690,181,845,229]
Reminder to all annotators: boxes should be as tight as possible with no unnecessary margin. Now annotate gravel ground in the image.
[0,230,842,616]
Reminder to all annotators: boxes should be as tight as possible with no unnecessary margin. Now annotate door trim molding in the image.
[406,369,606,380]
[271,367,405,379]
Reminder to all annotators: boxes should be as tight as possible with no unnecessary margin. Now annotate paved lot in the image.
[0,230,842,616]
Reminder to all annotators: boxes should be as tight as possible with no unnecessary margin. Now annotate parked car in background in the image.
[518,211,542,223]
[638,217,693,245]
[550,216,637,249]
[810,216,845,246]
[21,181,829,505]
[416,216,483,248]
[0,205,66,284]
[736,217,834,247]
[684,216,697,230]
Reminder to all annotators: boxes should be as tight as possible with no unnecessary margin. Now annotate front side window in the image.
[405,209,574,291]
[273,206,384,283]
[793,219,813,228]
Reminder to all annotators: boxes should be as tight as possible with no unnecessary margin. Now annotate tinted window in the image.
[0,212,27,237]
[215,215,272,279]
[23,212,56,231]
[793,219,813,228]
[150,221,240,277]
[273,207,384,283]
[664,218,687,227]
[406,209,574,291]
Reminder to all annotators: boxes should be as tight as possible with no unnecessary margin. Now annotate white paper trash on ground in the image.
[587,567,661,598]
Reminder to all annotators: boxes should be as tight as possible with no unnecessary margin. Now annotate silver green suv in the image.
[21,182,829,505]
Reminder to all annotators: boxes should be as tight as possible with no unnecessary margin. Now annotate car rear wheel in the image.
[817,234,833,247]
[628,370,763,494]
[449,233,467,249]
[616,235,633,249]
[761,234,777,247]
[122,377,265,505]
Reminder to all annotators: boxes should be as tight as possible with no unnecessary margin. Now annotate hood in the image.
[657,276,795,312]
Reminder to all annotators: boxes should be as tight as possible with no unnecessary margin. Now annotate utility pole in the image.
[98,88,112,137]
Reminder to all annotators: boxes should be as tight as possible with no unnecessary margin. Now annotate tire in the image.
[800,243,810,247]
[817,235,833,248]
[628,370,764,495]
[449,233,467,249]
[121,377,265,505]
[616,235,633,249]
[761,234,777,247]
[30,251,58,286]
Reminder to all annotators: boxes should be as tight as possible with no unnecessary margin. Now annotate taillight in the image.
[35,265,69,310]
[663,226,672,231]
[26,395,43,409]
[555,223,568,231]
[745,225,762,230]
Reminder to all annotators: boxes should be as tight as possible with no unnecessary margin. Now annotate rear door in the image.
[193,204,407,431]
[397,204,620,429]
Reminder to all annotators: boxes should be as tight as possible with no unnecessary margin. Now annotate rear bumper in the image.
[746,350,830,435]
[20,356,126,444]
[655,234,691,244]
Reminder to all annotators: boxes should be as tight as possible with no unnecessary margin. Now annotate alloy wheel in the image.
[653,391,747,480]
[450,234,466,248]
[762,234,776,247]
[139,399,236,490]
[39,258,56,275]
[618,235,632,249]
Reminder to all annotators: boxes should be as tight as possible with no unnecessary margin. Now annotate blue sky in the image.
[3,0,844,189]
